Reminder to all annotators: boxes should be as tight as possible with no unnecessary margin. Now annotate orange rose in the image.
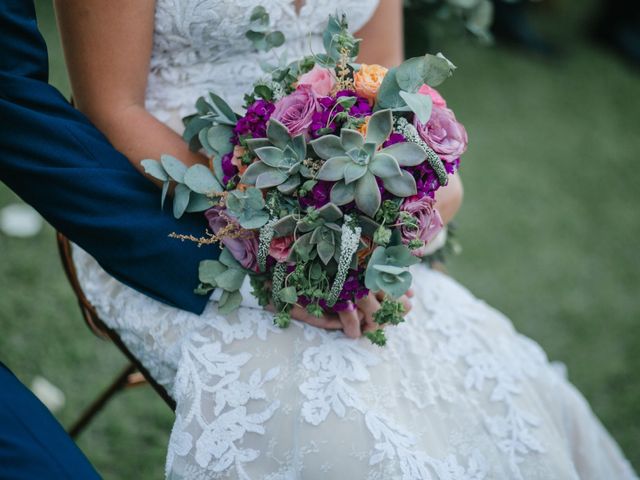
[358,116,370,137]
[354,64,388,103]
[231,146,248,175]
[357,236,375,266]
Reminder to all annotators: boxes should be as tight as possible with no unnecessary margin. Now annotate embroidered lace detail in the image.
[70,1,639,478]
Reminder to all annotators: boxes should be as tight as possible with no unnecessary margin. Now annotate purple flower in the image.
[414,106,468,162]
[234,100,275,142]
[271,85,320,138]
[399,196,444,257]
[383,132,406,148]
[299,181,332,209]
[221,152,237,186]
[205,206,259,271]
[310,90,372,138]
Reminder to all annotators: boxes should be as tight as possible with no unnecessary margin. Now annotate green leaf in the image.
[161,181,170,209]
[317,203,343,222]
[365,110,393,146]
[355,172,381,218]
[141,159,168,182]
[173,183,191,218]
[160,155,188,183]
[186,193,213,213]
[381,170,417,197]
[209,92,237,125]
[198,260,227,285]
[239,211,269,229]
[317,240,336,265]
[206,124,234,157]
[291,134,307,160]
[255,146,285,168]
[245,138,271,152]
[256,170,288,189]
[373,264,406,275]
[267,119,291,149]
[266,31,285,48]
[182,116,211,146]
[344,163,367,184]
[273,214,297,236]
[310,135,344,160]
[276,174,301,194]
[218,290,243,314]
[277,286,298,304]
[315,156,351,181]
[330,181,356,205]
[381,142,427,167]
[246,30,268,51]
[220,248,242,269]
[183,164,223,194]
[375,68,405,110]
[423,54,456,87]
[399,91,433,124]
[369,153,402,178]
[241,161,272,185]
[395,56,429,93]
[340,129,364,151]
[216,268,247,291]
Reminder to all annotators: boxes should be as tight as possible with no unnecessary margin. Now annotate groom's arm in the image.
[0,1,218,315]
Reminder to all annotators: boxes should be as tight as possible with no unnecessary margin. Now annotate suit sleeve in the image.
[0,1,218,315]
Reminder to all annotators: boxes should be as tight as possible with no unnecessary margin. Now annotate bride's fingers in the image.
[357,293,381,331]
[267,304,343,330]
[399,295,412,314]
[406,288,415,298]
[338,307,362,338]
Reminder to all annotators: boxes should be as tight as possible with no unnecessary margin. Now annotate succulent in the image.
[240,119,312,194]
[364,245,421,298]
[310,109,428,218]
[225,187,269,229]
[273,203,344,265]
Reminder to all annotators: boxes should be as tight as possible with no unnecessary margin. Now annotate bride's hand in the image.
[338,289,414,338]
[435,173,464,224]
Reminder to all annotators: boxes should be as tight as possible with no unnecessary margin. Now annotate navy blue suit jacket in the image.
[0,1,219,314]
[0,362,101,479]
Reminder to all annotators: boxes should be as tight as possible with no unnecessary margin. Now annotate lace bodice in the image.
[145,0,379,124]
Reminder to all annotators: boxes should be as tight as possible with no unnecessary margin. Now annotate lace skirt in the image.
[71,245,637,480]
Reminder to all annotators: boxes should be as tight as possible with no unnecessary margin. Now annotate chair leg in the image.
[68,363,138,439]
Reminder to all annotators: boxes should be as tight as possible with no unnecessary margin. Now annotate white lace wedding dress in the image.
[71,1,638,479]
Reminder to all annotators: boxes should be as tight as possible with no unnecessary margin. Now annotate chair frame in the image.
[56,232,175,438]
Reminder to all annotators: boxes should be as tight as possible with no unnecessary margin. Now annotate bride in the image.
[55,1,636,479]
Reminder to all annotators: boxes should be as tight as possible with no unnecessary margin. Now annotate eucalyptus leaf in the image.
[206,124,234,157]
[141,159,168,182]
[239,211,269,229]
[220,248,242,269]
[266,31,285,48]
[173,183,191,219]
[183,164,223,194]
[216,268,246,291]
[161,181,170,209]
[186,193,213,213]
[218,290,243,314]
[199,260,227,285]
[375,68,406,110]
[399,91,433,124]
[277,286,298,304]
[209,92,237,125]
[161,155,188,183]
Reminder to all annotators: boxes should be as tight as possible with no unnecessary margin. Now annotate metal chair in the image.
[56,232,175,438]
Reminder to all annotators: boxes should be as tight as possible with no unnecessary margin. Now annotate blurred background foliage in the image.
[0,0,638,478]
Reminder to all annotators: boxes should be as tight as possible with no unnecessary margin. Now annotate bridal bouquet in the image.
[142,10,467,345]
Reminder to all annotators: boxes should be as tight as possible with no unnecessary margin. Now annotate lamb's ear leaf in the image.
[381,170,417,198]
[267,119,291,149]
[173,183,191,218]
[310,135,344,160]
[355,172,381,218]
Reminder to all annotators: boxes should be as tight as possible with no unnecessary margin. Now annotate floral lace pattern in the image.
[71,1,638,478]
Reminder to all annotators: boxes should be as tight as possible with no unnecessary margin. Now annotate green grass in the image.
[1,1,638,477]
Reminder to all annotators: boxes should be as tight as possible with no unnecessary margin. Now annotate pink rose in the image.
[271,84,320,138]
[205,207,259,271]
[269,235,294,263]
[414,106,468,162]
[418,84,447,108]
[297,66,336,97]
[400,196,444,257]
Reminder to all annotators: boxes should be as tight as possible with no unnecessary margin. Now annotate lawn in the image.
[1,1,638,478]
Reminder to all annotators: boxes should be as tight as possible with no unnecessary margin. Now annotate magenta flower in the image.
[205,206,259,272]
[271,85,321,138]
[399,195,444,257]
[414,106,468,162]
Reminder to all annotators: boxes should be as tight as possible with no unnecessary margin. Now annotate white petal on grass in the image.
[31,376,66,413]
[0,204,43,238]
